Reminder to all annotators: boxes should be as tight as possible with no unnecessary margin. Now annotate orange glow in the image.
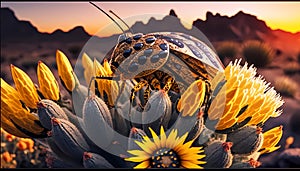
[1,2,299,36]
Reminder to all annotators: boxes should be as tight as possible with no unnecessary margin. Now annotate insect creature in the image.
[88,2,224,113]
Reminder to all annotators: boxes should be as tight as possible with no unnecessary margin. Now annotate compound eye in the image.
[117,34,127,43]
[133,33,143,40]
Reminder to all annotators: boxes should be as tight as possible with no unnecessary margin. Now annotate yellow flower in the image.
[259,125,283,154]
[103,58,113,76]
[10,65,39,109]
[1,115,28,138]
[56,50,76,92]
[208,59,284,130]
[177,80,206,117]
[2,151,14,163]
[82,52,94,86]
[37,61,60,101]
[19,138,35,152]
[94,58,108,97]
[93,58,119,107]
[125,126,206,168]
[1,78,45,137]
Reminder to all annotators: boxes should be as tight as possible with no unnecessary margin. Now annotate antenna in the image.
[109,10,134,34]
[89,2,127,37]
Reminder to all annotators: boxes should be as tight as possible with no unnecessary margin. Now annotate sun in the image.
[125,126,206,168]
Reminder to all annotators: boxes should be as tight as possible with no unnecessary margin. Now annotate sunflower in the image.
[125,126,206,168]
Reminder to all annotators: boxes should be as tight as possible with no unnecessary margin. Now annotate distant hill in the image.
[1,7,299,54]
[1,7,91,42]
[193,11,275,42]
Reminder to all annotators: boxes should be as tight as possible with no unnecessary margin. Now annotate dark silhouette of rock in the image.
[193,10,274,42]
[1,8,91,43]
[47,26,91,42]
[1,7,43,42]
[169,9,178,17]
[1,7,299,47]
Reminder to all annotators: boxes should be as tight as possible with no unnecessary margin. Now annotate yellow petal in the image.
[127,150,150,158]
[141,136,157,153]
[82,53,94,86]
[166,129,178,148]
[125,156,148,163]
[177,80,206,117]
[174,139,193,154]
[103,59,113,76]
[94,58,107,76]
[135,141,155,155]
[1,78,24,112]
[208,84,226,120]
[175,132,189,147]
[93,58,107,97]
[216,118,237,130]
[149,127,161,149]
[160,126,167,148]
[56,50,76,92]
[37,61,60,101]
[260,146,281,154]
[10,65,39,109]
[260,125,283,154]
[11,109,45,135]
[1,83,45,137]
[181,161,202,168]
[1,113,29,138]
[134,160,150,169]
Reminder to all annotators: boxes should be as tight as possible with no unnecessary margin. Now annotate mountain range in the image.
[1,7,299,48]
[1,7,90,42]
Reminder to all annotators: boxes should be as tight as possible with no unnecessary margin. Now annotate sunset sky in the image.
[1,1,300,37]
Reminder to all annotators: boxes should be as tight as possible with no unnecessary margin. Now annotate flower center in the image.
[150,148,180,168]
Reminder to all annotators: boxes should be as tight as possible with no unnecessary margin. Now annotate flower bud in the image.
[227,125,263,155]
[37,61,60,101]
[204,141,233,168]
[45,139,83,168]
[37,99,69,130]
[10,65,39,109]
[171,109,204,142]
[72,84,88,118]
[128,127,147,151]
[142,90,172,135]
[56,50,76,92]
[83,152,114,168]
[230,158,261,168]
[82,95,114,149]
[51,118,91,163]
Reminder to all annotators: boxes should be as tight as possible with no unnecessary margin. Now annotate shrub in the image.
[216,41,240,63]
[21,60,37,70]
[242,40,275,68]
[290,110,300,134]
[68,45,81,59]
[297,52,300,64]
[283,62,300,75]
[274,76,298,98]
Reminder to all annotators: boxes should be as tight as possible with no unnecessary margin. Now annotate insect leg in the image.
[163,77,175,93]
[130,80,148,104]
[150,78,161,90]
[143,84,151,106]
